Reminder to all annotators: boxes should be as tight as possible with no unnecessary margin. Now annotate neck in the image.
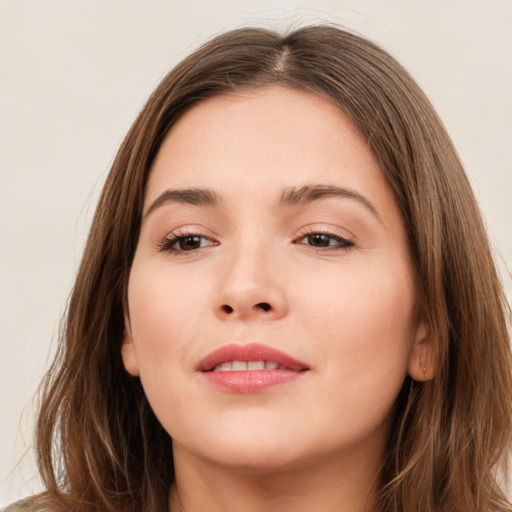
[169,443,383,512]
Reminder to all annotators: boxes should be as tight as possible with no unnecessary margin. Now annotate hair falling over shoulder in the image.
[31,25,512,512]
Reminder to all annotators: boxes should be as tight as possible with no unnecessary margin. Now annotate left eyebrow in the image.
[278,184,381,221]
[145,188,222,217]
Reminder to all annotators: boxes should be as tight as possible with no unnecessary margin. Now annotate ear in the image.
[121,323,140,377]
[407,320,435,382]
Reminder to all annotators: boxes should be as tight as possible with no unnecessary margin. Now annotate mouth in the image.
[197,343,309,393]
[210,360,291,371]
[197,343,309,372]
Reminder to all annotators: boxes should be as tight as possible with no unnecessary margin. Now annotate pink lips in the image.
[197,343,309,393]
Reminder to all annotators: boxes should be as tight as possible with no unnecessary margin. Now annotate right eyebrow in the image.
[145,188,221,217]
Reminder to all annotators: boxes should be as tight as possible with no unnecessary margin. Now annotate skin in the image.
[122,87,433,512]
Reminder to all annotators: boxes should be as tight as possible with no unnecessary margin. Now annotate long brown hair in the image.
[34,25,512,511]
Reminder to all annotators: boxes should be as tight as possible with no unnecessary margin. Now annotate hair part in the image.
[34,25,512,512]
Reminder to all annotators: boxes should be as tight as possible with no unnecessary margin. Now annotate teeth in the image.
[212,360,286,372]
[247,360,265,370]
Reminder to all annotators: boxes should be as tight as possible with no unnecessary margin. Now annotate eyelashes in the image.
[157,229,354,254]
[157,231,219,253]
[294,232,354,250]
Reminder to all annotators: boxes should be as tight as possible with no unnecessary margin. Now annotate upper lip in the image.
[197,343,309,372]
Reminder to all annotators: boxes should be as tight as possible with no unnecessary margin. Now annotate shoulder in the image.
[2,496,54,512]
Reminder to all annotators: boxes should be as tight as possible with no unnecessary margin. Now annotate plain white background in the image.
[1,0,511,506]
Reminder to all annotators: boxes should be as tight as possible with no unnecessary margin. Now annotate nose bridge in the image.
[215,231,288,320]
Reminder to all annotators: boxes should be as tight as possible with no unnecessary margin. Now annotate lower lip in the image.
[201,369,307,393]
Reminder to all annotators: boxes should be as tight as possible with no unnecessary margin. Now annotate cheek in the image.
[126,266,208,432]
[299,253,415,340]
[126,263,207,378]
[295,255,416,396]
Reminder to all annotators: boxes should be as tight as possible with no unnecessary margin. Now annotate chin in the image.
[190,442,312,475]
[171,420,317,474]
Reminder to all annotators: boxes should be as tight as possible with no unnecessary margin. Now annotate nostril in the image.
[220,303,272,315]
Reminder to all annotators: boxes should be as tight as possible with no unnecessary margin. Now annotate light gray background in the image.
[1,0,511,506]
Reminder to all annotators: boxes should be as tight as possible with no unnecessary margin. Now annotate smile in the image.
[212,360,289,371]
[198,343,309,393]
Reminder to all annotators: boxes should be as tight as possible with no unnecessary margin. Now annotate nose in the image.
[214,242,289,321]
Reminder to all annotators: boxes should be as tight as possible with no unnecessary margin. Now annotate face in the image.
[122,87,432,474]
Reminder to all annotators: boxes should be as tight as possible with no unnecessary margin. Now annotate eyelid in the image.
[293,225,356,250]
[295,224,355,241]
[157,227,219,253]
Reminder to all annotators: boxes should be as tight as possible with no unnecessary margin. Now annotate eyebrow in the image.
[145,188,222,216]
[279,184,380,220]
[145,184,380,221]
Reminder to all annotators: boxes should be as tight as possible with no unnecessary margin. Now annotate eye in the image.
[297,232,354,250]
[158,232,218,253]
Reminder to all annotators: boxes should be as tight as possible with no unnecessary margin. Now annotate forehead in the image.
[148,87,383,191]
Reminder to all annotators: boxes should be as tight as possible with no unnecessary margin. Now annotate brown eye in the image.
[306,234,332,247]
[300,233,354,250]
[159,233,218,253]
[177,235,204,251]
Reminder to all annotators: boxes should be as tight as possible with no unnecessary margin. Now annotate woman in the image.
[6,25,512,512]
